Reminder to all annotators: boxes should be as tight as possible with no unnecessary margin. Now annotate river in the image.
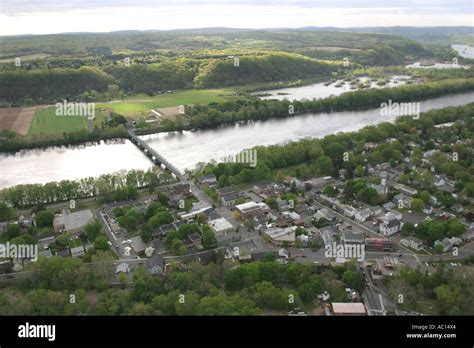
[0,91,473,189]
[254,75,413,101]
[0,139,153,189]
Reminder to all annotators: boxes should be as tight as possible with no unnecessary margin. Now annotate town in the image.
[1,105,472,317]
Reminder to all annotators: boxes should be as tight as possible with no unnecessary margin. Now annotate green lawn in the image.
[96,89,237,118]
[29,107,88,135]
[28,107,106,135]
[28,89,237,134]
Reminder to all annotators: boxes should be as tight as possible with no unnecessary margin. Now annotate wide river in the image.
[1,91,473,189]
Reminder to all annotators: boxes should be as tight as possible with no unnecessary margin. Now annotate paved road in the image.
[362,266,397,316]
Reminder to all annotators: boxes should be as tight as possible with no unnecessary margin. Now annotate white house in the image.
[400,236,424,251]
[379,219,401,236]
[355,208,371,222]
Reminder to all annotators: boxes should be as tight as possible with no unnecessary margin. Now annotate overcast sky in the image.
[0,0,473,36]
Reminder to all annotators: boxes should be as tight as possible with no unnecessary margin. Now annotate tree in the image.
[315,156,333,176]
[466,182,474,197]
[446,220,467,237]
[323,185,336,197]
[357,187,379,205]
[140,224,152,243]
[427,222,445,245]
[148,211,173,228]
[354,165,365,178]
[411,198,424,213]
[172,239,186,255]
[94,236,110,251]
[253,281,286,309]
[418,190,431,205]
[85,219,102,242]
[202,226,217,250]
[36,210,54,228]
[265,197,278,210]
[402,222,415,235]
[342,270,360,290]
[434,243,445,254]
[295,227,307,236]
[218,175,230,188]
[5,224,21,240]
[434,284,465,314]
[0,202,14,222]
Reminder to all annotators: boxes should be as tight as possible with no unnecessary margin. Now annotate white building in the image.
[379,219,401,237]
[264,226,296,246]
[400,236,424,251]
[208,217,234,237]
[53,209,94,236]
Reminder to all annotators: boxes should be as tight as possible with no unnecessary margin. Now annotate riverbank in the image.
[1,95,472,191]
[2,78,473,153]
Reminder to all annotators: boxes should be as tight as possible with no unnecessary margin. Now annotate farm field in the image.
[0,106,45,135]
[96,89,238,118]
[28,107,107,135]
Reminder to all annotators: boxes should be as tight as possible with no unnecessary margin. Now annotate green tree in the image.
[93,236,110,251]
[202,226,217,250]
[149,211,173,228]
[36,210,54,228]
[411,198,424,213]
[354,165,365,178]
[172,239,186,255]
[85,218,102,242]
[0,202,14,222]
[357,187,379,205]
[323,185,336,197]
[315,156,333,176]
[5,224,21,240]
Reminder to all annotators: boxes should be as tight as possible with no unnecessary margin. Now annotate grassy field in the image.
[0,53,50,63]
[27,89,237,134]
[28,107,107,135]
[28,107,88,135]
[96,89,237,118]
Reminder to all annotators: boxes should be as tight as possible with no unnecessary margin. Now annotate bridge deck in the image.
[127,129,184,181]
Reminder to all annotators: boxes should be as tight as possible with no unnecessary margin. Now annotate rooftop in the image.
[54,209,94,232]
[332,302,366,314]
[208,217,233,233]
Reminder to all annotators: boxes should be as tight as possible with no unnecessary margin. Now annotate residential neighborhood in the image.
[1,115,472,319]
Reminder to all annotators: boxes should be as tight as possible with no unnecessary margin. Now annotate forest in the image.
[0,254,363,315]
[0,53,336,104]
[183,78,474,129]
[2,27,464,105]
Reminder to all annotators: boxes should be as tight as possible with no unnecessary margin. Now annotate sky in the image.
[0,0,473,36]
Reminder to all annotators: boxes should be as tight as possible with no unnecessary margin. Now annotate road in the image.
[362,266,398,316]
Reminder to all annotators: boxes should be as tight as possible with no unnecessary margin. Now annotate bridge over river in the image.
[127,129,185,181]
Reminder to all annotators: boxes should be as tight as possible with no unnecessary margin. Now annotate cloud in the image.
[0,0,472,35]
